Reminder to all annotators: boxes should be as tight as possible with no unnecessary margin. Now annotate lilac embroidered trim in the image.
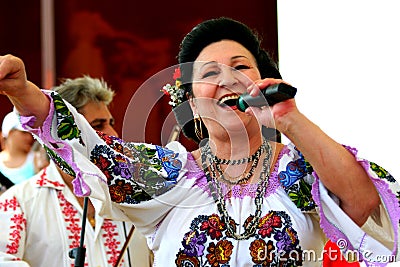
[185,148,285,199]
[19,114,35,133]
[359,233,367,262]
[311,145,351,248]
[184,154,209,190]
[366,174,400,257]
[20,90,91,196]
[311,175,353,248]
[311,145,400,259]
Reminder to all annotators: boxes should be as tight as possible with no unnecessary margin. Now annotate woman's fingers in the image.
[247,78,284,96]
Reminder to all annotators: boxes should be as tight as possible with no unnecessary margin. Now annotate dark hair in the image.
[174,17,282,144]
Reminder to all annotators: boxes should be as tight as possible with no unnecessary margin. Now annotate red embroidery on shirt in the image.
[57,191,84,267]
[0,196,19,212]
[102,220,122,266]
[36,167,64,188]
[7,214,25,254]
[57,190,122,266]
[0,197,26,255]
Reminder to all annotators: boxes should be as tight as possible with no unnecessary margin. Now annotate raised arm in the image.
[0,55,49,128]
[249,79,381,226]
[277,105,380,226]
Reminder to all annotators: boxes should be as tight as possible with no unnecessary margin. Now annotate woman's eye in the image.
[234,65,250,70]
[202,70,219,78]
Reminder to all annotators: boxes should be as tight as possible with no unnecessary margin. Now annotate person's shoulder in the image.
[277,142,302,159]
[165,141,190,162]
[0,169,14,189]
[165,141,188,154]
[0,166,57,203]
[0,175,37,200]
[274,141,309,172]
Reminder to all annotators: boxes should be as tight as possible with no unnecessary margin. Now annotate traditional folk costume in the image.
[17,91,399,266]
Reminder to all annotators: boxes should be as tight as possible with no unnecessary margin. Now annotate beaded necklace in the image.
[200,139,272,240]
[204,139,267,185]
[212,140,267,165]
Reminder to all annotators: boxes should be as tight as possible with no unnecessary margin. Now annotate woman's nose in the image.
[218,67,238,88]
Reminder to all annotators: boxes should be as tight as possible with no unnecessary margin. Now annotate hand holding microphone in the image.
[236,83,297,112]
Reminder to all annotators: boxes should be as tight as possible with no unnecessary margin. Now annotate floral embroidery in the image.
[156,145,182,180]
[175,211,302,266]
[258,211,282,238]
[287,179,314,211]
[109,179,134,203]
[370,162,396,183]
[182,231,207,257]
[112,154,134,179]
[175,253,200,267]
[55,182,123,267]
[250,239,275,265]
[369,162,400,208]
[278,149,315,212]
[275,226,299,252]
[278,158,307,188]
[304,158,313,174]
[200,214,225,240]
[97,131,124,154]
[51,92,84,145]
[89,143,182,204]
[126,143,159,167]
[206,240,233,266]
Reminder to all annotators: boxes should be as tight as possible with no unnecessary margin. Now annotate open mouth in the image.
[217,94,239,108]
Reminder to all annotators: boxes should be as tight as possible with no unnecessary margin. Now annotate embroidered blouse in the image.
[20,91,400,266]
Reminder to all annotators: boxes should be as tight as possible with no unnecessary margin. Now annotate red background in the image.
[0,0,278,151]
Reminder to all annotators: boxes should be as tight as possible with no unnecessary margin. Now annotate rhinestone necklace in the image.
[200,139,272,240]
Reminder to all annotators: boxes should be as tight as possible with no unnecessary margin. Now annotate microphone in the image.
[236,83,297,112]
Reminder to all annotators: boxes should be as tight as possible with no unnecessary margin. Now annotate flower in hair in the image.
[162,68,185,107]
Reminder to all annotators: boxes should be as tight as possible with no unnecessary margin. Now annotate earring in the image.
[193,114,203,141]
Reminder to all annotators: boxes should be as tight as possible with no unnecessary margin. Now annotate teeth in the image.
[219,95,239,104]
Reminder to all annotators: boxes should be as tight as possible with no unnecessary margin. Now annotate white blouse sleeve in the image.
[277,143,399,264]
[20,90,195,237]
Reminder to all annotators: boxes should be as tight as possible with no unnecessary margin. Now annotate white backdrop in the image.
[277,1,400,181]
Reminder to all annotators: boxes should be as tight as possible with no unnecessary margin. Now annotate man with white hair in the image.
[0,76,153,266]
